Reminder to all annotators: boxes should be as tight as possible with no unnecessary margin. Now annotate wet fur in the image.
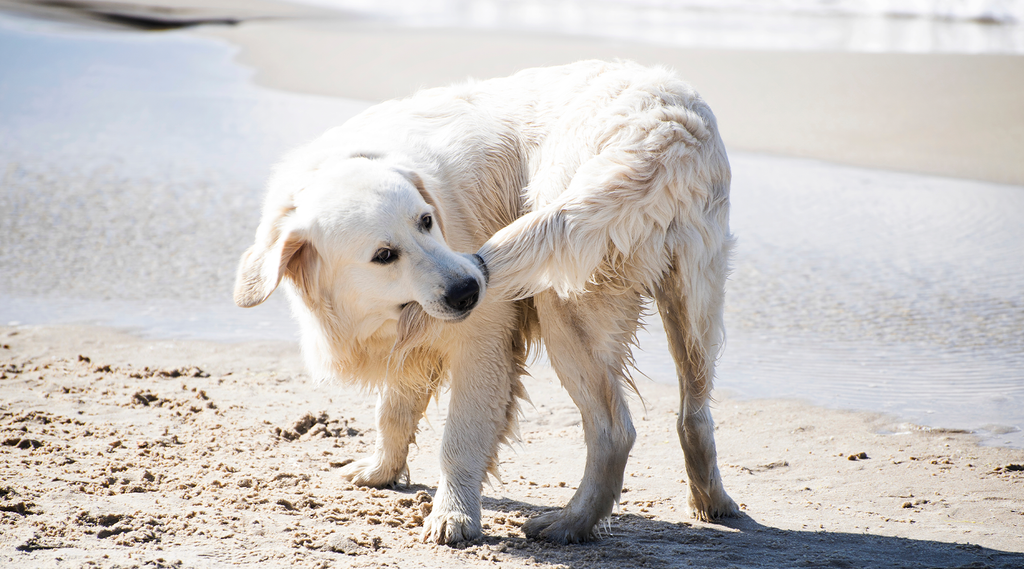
[234,60,738,545]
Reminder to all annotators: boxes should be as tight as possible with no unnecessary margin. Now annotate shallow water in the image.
[639,156,1024,448]
[1,13,1021,447]
[0,13,368,316]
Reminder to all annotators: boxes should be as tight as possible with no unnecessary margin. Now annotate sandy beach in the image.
[1,1,1023,567]
[2,325,1022,568]
[204,21,1024,186]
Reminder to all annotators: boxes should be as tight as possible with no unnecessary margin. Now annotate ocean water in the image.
[0,12,1021,447]
[293,0,1024,53]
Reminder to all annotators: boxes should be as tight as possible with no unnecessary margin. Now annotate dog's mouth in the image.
[398,301,470,323]
[472,254,490,284]
[441,310,472,323]
[425,305,475,323]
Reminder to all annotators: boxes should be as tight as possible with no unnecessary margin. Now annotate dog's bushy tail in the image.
[478,90,731,302]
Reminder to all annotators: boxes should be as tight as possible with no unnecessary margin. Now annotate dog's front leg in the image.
[422,338,522,545]
[340,384,432,488]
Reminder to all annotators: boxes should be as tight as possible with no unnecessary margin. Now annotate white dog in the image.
[234,60,737,544]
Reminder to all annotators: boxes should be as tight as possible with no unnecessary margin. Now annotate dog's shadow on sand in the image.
[433,496,1023,569]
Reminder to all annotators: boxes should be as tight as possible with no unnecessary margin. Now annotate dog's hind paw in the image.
[522,509,598,544]
[688,491,740,522]
[338,456,408,488]
[421,510,481,544]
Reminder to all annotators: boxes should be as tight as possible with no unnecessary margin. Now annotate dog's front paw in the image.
[688,489,739,522]
[421,509,481,544]
[338,456,408,488]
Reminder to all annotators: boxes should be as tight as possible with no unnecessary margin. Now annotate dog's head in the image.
[233,156,488,339]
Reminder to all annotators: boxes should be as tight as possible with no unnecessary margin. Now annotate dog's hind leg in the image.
[339,382,434,488]
[524,288,642,543]
[654,242,738,521]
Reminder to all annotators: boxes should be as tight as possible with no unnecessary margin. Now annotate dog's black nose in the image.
[444,279,480,312]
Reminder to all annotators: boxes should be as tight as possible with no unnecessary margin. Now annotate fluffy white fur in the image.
[234,60,738,545]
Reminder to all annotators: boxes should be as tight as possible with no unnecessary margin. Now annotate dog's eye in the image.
[420,214,433,232]
[372,248,398,265]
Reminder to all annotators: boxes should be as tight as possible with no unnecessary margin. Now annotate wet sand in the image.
[1,326,1022,567]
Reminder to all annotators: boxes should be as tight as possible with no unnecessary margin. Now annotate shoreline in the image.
[3,1,1022,185]
[1,325,1022,567]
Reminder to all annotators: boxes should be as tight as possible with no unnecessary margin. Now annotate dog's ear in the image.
[393,166,446,240]
[233,226,307,308]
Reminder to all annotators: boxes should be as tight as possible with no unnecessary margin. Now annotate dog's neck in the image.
[289,288,448,389]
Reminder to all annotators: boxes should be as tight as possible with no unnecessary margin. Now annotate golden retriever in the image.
[234,59,737,544]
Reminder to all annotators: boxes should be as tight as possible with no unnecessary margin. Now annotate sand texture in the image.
[1,326,1022,568]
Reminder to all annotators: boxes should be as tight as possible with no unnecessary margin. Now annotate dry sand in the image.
[1,326,1022,568]
[203,21,1024,186]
